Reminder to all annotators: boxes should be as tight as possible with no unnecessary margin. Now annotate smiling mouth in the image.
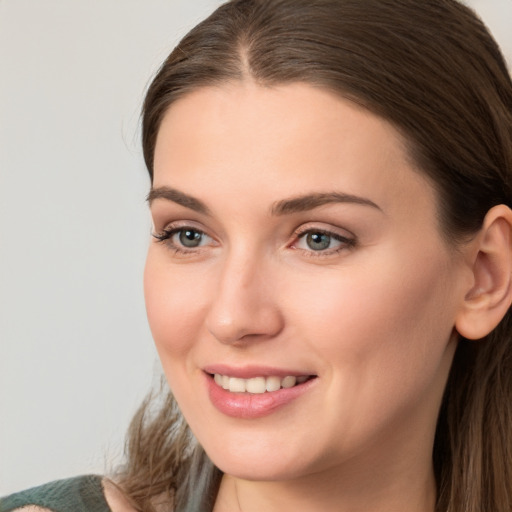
[210,373,316,394]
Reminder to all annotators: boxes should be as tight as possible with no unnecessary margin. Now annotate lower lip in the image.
[205,373,317,419]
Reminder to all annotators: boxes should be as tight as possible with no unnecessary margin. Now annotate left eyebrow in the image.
[271,192,383,215]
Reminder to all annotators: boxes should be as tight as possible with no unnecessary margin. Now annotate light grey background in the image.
[0,0,511,496]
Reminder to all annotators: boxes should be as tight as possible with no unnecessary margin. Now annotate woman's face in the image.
[145,83,470,482]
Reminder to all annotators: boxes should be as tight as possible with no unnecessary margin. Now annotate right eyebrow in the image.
[146,186,211,215]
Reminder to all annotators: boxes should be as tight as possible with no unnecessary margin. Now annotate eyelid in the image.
[152,217,205,232]
[293,222,355,239]
[152,218,213,238]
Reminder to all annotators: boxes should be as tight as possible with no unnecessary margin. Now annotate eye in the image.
[152,225,214,252]
[293,228,356,255]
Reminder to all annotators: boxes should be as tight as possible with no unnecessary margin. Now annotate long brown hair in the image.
[116,1,512,510]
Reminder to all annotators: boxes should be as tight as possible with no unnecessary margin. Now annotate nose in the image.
[205,252,284,345]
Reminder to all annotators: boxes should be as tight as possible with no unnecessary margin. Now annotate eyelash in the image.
[152,224,356,258]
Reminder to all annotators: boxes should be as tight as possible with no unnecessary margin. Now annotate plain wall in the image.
[0,0,224,494]
[1,0,511,495]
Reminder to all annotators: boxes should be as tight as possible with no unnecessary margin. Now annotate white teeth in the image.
[246,377,266,394]
[213,374,310,394]
[266,376,281,392]
[281,376,297,388]
[229,378,246,393]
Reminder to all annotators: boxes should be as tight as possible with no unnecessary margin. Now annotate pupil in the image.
[306,232,330,250]
[179,230,202,247]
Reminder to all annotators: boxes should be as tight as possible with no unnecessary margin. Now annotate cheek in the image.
[288,246,458,385]
[279,248,459,449]
[143,250,208,357]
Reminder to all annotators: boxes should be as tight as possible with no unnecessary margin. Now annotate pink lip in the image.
[203,364,313,379]
[203,371,317,419]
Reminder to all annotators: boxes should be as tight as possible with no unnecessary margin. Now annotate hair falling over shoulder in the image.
[115,0,512,510]
[113,380,222,512]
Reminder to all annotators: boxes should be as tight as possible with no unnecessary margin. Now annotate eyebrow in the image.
[147,186,211,215]
[147,186,382,216]
[271,192,382,215]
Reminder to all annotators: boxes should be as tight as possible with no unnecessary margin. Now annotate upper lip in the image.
[203,364,316,379]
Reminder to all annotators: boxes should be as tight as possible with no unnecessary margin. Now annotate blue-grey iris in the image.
[306,232,331,251]
[179,230,202,247]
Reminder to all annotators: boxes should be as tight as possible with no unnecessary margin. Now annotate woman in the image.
[2,0,512,511]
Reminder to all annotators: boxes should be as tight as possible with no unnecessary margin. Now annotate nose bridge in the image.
[205,244,282,344]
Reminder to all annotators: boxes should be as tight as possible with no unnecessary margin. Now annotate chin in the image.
[213,458,304,482]
[202,438,314,482]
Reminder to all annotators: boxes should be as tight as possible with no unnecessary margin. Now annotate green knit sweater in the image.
[0,475,111,512]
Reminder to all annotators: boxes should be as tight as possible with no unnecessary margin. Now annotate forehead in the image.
[153,82,435,218]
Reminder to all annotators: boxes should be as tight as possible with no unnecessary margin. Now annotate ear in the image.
[455,204,512,340]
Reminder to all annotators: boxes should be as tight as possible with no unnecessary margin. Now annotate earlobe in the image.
[455,204,512,340]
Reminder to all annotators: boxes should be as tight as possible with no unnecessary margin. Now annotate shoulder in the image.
[3,508,50,512]
[0,475,136,512]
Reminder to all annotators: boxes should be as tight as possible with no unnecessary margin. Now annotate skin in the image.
[144,82,475,512]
